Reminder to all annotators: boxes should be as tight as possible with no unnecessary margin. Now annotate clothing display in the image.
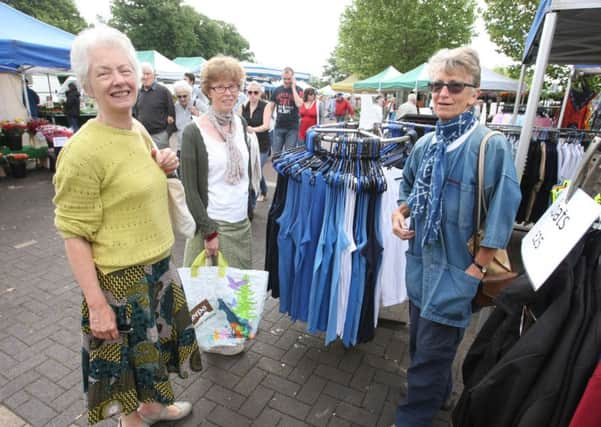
[264,129,410,346]
[453,230,601,427]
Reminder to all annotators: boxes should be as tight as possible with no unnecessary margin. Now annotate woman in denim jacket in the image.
[390,47,521,427]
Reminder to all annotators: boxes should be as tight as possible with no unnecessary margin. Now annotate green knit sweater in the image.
[53,119,174,273]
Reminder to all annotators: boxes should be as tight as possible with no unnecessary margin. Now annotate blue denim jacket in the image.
[399,124,521,328]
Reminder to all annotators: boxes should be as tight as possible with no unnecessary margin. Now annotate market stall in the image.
[331,74,360,93]
[173,56,206,74]
[136,50,189,82]
[352,66,401,92]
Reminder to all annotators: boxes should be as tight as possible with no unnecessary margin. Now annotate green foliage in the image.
[322,49,348,84]
[336,0,476,77]
[109,0,254,61]
[482,0,538,61]
[5,0,87,34]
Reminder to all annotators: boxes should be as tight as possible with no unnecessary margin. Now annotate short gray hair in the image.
[246,80,263,93]
[408,93,417,103]
[140,62,154,74]
[70,24,140,89]
[173,80,192,95]
[427,46,481,88]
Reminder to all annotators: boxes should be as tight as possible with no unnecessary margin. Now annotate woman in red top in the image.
[299,87,318,146]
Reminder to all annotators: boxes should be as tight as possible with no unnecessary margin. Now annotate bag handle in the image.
[191,250,228,278]
[473,131,503,252]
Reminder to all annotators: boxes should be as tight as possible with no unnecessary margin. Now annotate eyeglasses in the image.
[176,94,188,98]
[210,85,239,94]
[247,90,260,95]
[428,80,476,94]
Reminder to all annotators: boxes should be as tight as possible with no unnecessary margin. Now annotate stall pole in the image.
[511,64,527,125]
[557,66,575,128]
[515,11,557,182]
[21,72,32,120]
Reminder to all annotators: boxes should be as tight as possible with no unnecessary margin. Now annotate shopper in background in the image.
[53,24,200,427]
[268,67,303,154]
[184,71,209,114]
[298,87,318,147]
[334,92,354,122]
[242,81,271,202]
[391,46,521,427]
[64,82,81,132]
[396,93,418,118]
[173,79,199,156]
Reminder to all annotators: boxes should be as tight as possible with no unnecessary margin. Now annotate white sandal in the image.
[138,401,192,425]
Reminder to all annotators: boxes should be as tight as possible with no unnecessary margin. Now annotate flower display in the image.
[1,121,27,132]
[27,119,50,133]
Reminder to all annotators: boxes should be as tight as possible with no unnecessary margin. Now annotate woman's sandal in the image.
[138,401,192,425]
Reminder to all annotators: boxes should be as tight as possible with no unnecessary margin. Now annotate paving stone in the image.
[50,384,81,412]
[229,350,260,377]
[273,329,299,350]
[315,364,353,385]
[364,353,400,373]
[207,404,251,427]
[327,416,352,427]
[0,405,27,427]
[250,341,286,361]
[373,369,404,388]
[323,381,365,406]
[305,393,338,427]
[256,356,293,377]
[11,397,57,427]
[34,357,72,382]
[234,367,266,396]
[201,365,241,389]
[296,375,327,405]
[181,375,213,403]
[337,350,364,373]
[262,373,300,397]
[56,369,81,390]
[205,384,246,410]
[25,377,65,404]
[280,342,308,367]
[268,392,311,421]
[362,383,389,415]
[306,347,340,367]
[238,385,274,419]
[251,407,282,427]
[0,337,29,358]
[0,351,17,373]
[277,414,309,427]
[334,402,377,427]
[288,356,318,385]
[349,365,376,391]
[5,390,30,408]
[0,370,40,401]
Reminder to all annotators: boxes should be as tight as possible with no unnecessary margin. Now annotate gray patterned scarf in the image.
[206,107,244,185]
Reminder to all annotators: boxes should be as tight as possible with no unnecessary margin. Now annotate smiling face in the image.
[208,79,239,114]
[431,68,479,121]
[85,45,138,118]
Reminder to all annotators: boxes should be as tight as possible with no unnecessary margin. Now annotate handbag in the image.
[468,131,519,307]
[177,250,269,351]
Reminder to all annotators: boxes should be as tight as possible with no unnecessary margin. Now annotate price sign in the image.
[52,136,68,147]
[522,188,601,290]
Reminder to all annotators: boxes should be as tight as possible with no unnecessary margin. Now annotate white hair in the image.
[408,93,417,103]
[246,80,263,93]
[173,80,192,95]
[427,46,481,88]
[70,24,140,89]
[140,62,155,74]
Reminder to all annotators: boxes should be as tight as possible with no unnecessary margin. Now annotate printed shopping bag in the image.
[178,250,269,351]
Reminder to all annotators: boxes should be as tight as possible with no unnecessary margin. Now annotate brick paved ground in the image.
[0,168,478,427]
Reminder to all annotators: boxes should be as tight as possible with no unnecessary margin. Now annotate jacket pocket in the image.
[404,252,423,304]
[444,179,475,232]
[429,263,480,322]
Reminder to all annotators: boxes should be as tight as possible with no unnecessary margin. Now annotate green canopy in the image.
[136,50,188,81]
[173,56,206,74]
[380,63,429,91]
[353,66,402,91]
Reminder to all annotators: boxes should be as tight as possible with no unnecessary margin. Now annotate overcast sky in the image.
[74,0,514,77]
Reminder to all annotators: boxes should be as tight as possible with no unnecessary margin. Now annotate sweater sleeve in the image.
[53,142,102,241]
[180,121,217,237]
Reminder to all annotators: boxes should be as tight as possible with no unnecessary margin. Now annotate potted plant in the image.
[6,153,29,178]
[1,121,27,151]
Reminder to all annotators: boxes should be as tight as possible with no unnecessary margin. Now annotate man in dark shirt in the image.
[133,62,175,149]
[268,67,303,155]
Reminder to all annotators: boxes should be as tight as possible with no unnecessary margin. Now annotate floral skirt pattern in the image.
[81,257,202,424]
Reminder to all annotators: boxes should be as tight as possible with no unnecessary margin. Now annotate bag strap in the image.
[191,250,228,278]
[473,131,503,252]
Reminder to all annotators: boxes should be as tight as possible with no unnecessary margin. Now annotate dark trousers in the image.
[394,301,464,427]
[67,115,79,132]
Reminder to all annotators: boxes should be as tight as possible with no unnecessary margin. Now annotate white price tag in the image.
[52,136,68,147]
[522,188,601,290]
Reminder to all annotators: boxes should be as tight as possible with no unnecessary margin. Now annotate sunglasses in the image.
[247,90,260,95]
[428,80,476,94]
[177,94,188,98]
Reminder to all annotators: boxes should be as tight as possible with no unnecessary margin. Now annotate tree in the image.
[5,0,87,34]
[336,0,476,78]
[110,0,254,60]
[482,0,538,61]
[322,49,348,84]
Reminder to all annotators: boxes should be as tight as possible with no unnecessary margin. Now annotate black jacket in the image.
[64,88,80,116]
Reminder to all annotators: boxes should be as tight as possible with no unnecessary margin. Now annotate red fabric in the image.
[569,360,601,427]
[335,99,353,117]
[299,102,317,139]
[562,98,591,129]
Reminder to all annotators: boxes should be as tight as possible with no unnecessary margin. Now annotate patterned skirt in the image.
[82,256,202,424]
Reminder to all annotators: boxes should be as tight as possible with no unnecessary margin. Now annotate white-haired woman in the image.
[391,46,521,427]
[242,81,271,201]
[53,25,201,426]
[173,79,199,155]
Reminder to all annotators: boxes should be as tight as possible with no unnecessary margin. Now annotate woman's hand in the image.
[88,302,118,341]
[247,127,256,134]
[152,148,179,175]
[465,263,485,281]
[204,236,219,257]
[392,205,415,240]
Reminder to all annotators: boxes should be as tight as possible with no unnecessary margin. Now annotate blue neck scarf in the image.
[407,108,477,246]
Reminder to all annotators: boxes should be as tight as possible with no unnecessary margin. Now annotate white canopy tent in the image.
[513,0,601,181]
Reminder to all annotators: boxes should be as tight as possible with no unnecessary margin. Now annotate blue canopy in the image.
[522,0,601,65]
[0,3,74,72]
[241,61,310,81]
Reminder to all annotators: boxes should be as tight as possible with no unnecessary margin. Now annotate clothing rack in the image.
[490,123,601,138]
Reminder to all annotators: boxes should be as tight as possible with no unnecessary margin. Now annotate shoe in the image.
[117,417,149,427]
[138,401,192,425]
[202,343,245,355]
[257,194,266,202]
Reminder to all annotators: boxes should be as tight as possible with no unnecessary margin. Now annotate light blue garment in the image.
[398,124,521,328]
